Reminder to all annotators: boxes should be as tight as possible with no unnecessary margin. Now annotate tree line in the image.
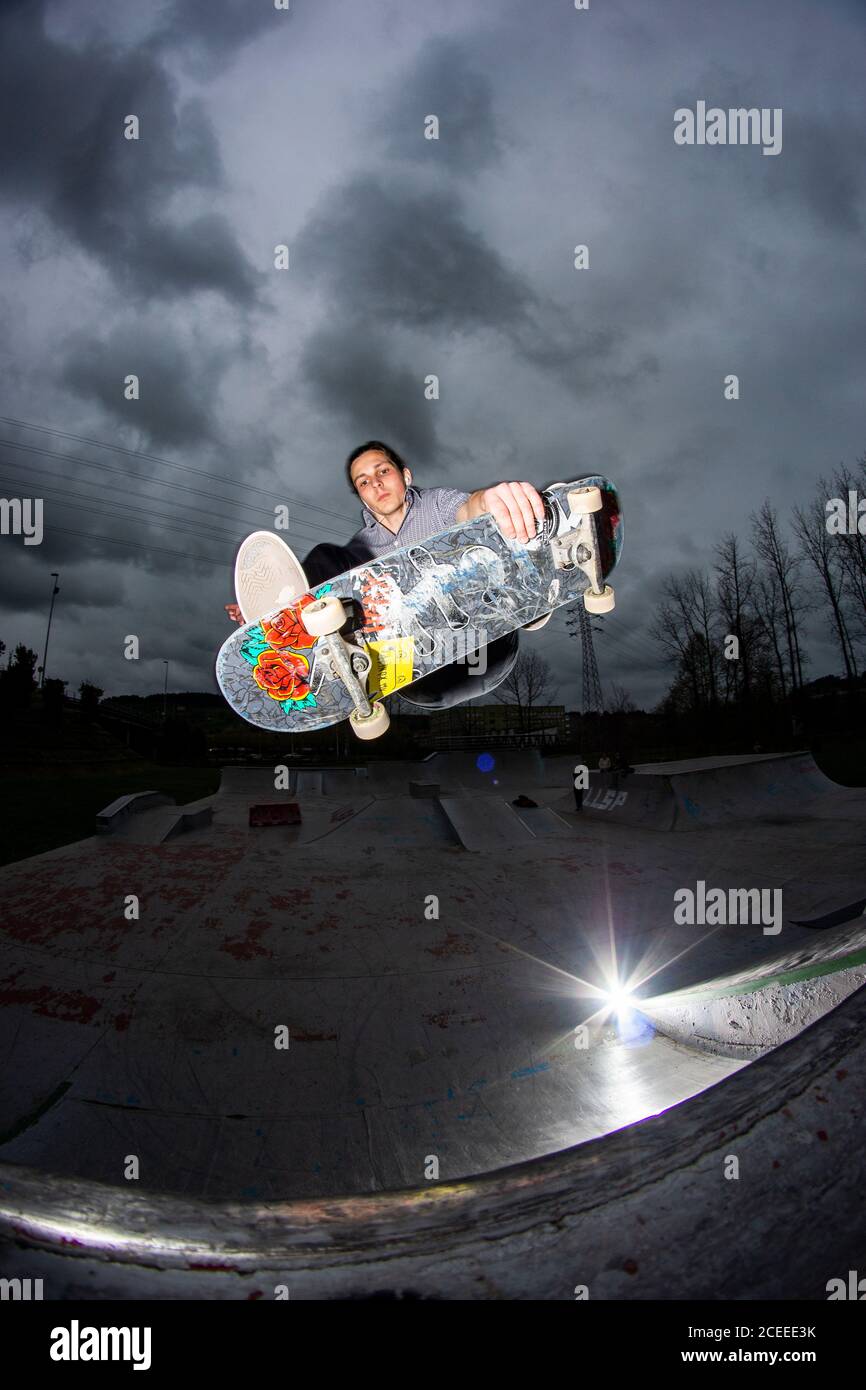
[651,454,866,716]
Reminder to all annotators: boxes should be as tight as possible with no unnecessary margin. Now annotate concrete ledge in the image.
[167,806,214,838]
[409,782,440,798]
[95,791,174,834]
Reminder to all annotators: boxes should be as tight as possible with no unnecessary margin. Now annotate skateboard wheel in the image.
[568,485,603,515]
[523,612,552,631]
[301,594,346,636]
[349,702,390,740]
[583,584,615,614]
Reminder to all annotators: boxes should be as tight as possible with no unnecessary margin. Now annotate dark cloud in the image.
[152,0,287,77]
[0,545,129,612]
[294,174,652,399]
[299,317,438,464]
[760,114,866,235]
[130,212,261,302]
[58,325,225,446]
[373,34,505,175]
[295,175,530,332]
[0,0,261,305]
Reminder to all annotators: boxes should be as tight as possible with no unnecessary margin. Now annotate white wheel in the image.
[235,531,309,623]
[583,584,615,614]
[301,594,346,636]
[349,702,390,740]
[523,612,552,631]
[568,485,603,515]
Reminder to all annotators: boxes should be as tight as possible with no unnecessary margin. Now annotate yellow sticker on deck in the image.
[367,637,415,697]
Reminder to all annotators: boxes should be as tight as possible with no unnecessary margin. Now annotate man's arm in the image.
[456,481,545,542]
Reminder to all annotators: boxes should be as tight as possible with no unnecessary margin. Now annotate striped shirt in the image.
[348,485,471,560]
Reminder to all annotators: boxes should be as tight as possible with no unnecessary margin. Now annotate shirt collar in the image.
[361,483,419,530]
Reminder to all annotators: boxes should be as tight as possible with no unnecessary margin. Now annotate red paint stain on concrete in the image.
[219,919,275,961]
[0,983,101,1025]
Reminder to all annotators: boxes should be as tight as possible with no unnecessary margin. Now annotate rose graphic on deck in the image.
[260,593,319,651]
[238,590,332,711]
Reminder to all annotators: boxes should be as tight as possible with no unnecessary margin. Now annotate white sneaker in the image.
[234,531,309,623]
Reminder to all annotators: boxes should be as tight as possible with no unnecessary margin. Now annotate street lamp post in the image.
[163,661,169,721]
[40,572,60,690]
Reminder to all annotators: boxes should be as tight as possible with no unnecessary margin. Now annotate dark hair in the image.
[345,440,410,493]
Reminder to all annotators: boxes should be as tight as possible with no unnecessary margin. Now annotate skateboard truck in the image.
[544,484,616,615]
[301,595,390,740]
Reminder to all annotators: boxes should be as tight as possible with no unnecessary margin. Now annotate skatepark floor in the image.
[1,751,864,1203]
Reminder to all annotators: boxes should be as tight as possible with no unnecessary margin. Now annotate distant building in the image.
[428,703,569,749]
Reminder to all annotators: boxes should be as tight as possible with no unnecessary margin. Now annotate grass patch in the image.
[1,764,220,868]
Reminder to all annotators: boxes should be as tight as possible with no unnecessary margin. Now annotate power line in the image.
[0,437,287,523]
[38,521,226,566]
[0,466,346,551]
[526,610,668,670]
[0,414,361,522]
[0,472,244,546]
[0,435,353,543]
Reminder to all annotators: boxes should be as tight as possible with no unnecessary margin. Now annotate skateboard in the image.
[215,476,622,739]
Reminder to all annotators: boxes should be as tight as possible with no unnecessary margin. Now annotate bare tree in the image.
[650,571,720,711]
[829,459,866,645]
[495,650,557,736]
[752,571,789,698]
[750,500,808,692]
[792,486,858,679]
[714,533,761,702]
[608,682,637,714]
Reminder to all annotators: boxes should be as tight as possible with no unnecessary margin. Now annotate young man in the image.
[230,440,546,709]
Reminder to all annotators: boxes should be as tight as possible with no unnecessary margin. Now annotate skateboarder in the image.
[572,756,585,812]
[227,440,547,710]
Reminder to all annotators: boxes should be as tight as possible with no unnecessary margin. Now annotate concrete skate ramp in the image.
[666,751,838,828]
[581,772,676,829]
[646,921,866,1056]
[366,760,425,794]
[294,769,323,795]
[439,795,538,850]
[580,752,849,832]
[3,968,864,1299]
[322,769,363,797]
[511,804,573,837]
[539,753,579,788]
[339,795,458,846]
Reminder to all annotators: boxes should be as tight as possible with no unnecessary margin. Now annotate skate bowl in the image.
[575,752,851,832]
[218,753,852,836]
[2,962,864,1299]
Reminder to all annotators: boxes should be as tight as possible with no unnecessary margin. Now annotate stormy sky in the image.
[0,0,864,715]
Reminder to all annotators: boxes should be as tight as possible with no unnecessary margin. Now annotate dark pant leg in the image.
[398,631,520,711]
[302,542,370,588]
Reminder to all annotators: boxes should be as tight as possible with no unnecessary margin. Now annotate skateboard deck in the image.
[215,477,622,737]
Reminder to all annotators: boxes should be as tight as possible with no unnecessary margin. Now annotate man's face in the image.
[350,451,409,517]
